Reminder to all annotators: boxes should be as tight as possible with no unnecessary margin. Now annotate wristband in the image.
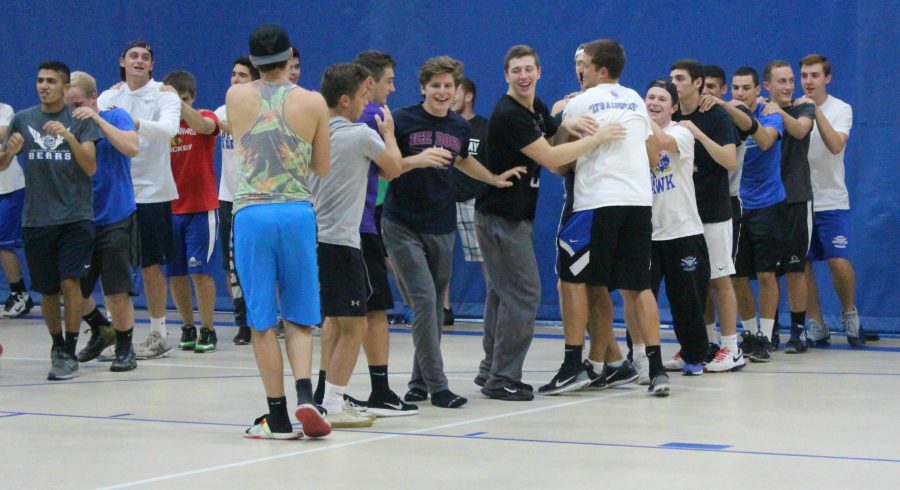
[749,118,760,135]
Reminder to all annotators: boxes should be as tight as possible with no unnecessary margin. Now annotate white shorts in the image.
[456,198,482,262]
[703,220,735,279]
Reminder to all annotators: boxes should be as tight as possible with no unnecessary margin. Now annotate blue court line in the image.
[0,412,25,418]
[660,442,731,450]
[2,409,898,464]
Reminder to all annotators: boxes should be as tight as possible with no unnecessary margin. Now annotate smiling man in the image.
[0,61,102,380]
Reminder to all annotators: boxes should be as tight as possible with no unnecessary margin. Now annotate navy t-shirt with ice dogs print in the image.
[384,104,471,234]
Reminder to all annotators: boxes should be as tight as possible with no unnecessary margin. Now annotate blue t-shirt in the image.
[94,109,137,226]
[740,104,785,210]
[383,104,471,234]
[358,102,382,235]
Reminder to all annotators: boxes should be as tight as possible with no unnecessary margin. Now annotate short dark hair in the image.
[163,70,197,97]
[354,50,395,82]
[320,63,372,108]
[799,53,831,77]
[583,39,626,80]
[234,56,260,80]
[291,46,301,65]
[733,66,760,86]
[503,45,540,72]
[702,65,727,86]
[763,60,791,82]
[418,56,463,87]
[646,78,679,106]
[458,78,476,104]
[38,60,71,83]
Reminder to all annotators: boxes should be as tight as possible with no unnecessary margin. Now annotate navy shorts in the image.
[0,189,25,250]
[167,210,218,277]
[808,209,851,261]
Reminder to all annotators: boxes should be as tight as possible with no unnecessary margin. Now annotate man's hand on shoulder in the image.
[375,105,394,138]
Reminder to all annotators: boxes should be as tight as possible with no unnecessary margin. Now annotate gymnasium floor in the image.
[1,311,899,489]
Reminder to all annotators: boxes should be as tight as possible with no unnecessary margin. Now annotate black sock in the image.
[790,311,806,337]
[564,344,583,369]
[646,345,663,379]
[313,371,326,405]
[431,389,467,408]
[64,331,79,357]
[51,332,65,348]
[10,280,26,293]
[266,396,292,432]
[115,327,134,351]
[369,365,390,394]
[296,378,315,407]
[82,308,110,329]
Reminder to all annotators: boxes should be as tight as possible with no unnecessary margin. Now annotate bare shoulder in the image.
[287,87,326,111]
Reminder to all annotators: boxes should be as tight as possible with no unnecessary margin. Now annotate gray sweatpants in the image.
[381,217,454,393]
[475,211,540,389]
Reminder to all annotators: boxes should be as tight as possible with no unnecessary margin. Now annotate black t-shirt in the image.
[451,114,488,202]
[673,104,737,223]
[383,104,470,234]
[475,95,558,221]
[780,102,816,203]
[734,104,755,141]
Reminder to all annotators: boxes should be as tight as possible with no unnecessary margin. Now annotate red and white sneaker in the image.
[243,414,301,440]
[295,404,332,438]
[704,347,747,373]
[663,351,684,371]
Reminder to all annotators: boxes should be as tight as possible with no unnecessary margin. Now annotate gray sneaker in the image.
[47,346,79,381]
[842,309,865,348]
[807,319,831,347]
[134,332,173,360]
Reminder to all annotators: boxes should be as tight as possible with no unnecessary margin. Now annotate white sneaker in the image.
[326,401,375,428]
[96,344,116,362]
[634,353,651,385]
[134,332,173,360]
[0,292,34,318]
[663,351,684,371]
[704,347,746,373]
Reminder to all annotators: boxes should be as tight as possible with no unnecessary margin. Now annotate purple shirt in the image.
[358,102,382,234]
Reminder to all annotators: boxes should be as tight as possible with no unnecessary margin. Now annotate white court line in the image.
[95,388,644,489]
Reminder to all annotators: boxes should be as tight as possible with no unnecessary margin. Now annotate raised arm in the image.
[762,101,813,140]
[73,107,139,158]
[455,154,526,188]
[44,120,97,176]
[0,132,24,171]
[677,120,737,171]
[372,106,401,180]
[180,104,217,135]
[136,92,181,141]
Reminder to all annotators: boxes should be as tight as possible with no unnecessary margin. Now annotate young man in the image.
[288,47,301,85]
[0,61,102,380]
[797,54,865,347]
[98,41,181,360]
[310,62,401,427]
[561,40,667,395]
[670,60,742,373]
[645,79,714,376]
[162,71,220,354]
[65,71,141,372]
[477,45,617,400]
[445,77,488,324]
[761,60,816,353]
[730,66,786,362]
[228,24,331,440]
[0,100,32,319]
[216,57,258,346]
[381,55,524,408]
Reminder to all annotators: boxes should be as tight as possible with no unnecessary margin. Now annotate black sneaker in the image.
[583,360,607,390]
[771,331,781,351]
[194,328,217,353]
[481,384,534,401]
[703,343,720,365]
[77,325,116,362]
[178,325,197,350]
[443,307,455,326]
[404,387,428,402]
[748,333,773,362]
[537,363,591,395]
[367,390,419,417]
[110,344,137,372]
[232,326,251,345]
[474,374,487,387]
[512,381,534,392]
[604,360,639,387]
[739,330,758,355]
[784,335,808,354]
[344,394,368,411]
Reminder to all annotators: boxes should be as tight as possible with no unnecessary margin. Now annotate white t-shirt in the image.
[564,83,653,211]
[808,95,852,211]
[214,105,237,202]
[651,122,704,240]
[98,80,181,203]
[729,142,746,197]
[0,103,25,194]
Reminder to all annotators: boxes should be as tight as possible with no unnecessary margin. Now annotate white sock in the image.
[706,323,719,344]
[759,318,775,341]
[606,359,624,368]
[721,334,738,354]
[587,359,604,372]
[322,381,345,415]
[741,318,757,334]
[150,317,167,338]
[633,343,646,356]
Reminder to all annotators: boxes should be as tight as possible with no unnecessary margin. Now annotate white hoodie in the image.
[98,79,181,203]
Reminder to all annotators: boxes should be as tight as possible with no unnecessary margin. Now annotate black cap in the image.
[248,24,292,65]
[119,40,154,81]
[647,78,679,106]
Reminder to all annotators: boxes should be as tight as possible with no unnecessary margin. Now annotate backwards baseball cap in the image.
[249,24,292,65]
[647,78,679,105]
[119,40,154,81]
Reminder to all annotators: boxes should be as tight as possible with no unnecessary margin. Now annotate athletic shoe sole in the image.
[47,371,80,381]
[295,404,331,438]
[367,406,420,417]
[538,378,591,396]
[135,346,173,361]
